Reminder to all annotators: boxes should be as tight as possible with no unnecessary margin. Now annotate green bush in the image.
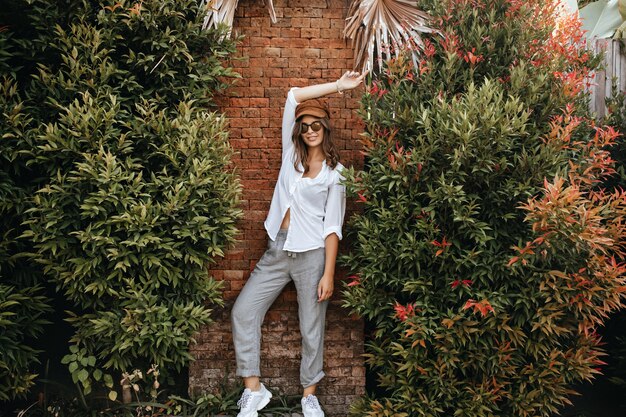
[0,285,51,400]
[341,1,626,416]
[1,0,240,400]
[0,24,52,401]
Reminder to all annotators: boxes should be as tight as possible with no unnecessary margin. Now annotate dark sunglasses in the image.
[300,121,323,134]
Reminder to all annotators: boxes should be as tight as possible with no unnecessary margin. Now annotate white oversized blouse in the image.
[263,88,346,252]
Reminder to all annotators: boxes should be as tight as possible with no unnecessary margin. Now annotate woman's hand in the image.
[336,70,368,93]
[317,274,334,302]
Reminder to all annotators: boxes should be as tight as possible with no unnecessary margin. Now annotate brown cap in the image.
[295,99,330,120]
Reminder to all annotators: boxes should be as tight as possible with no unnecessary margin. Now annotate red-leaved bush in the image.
[341,0,626,416]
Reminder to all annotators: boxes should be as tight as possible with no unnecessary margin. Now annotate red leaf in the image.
[347,275,361,287]
[394,302,416,321]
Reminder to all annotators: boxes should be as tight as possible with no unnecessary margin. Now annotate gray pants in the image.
[231,230,328,388]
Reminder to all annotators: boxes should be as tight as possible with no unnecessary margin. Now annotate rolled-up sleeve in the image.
[323,176,346,241]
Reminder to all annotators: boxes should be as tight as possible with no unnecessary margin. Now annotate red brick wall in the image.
[188,1,366,415]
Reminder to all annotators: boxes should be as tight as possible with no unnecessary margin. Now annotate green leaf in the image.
[77,369,89,383]
[108,390,118,401]
[93,369,103,381]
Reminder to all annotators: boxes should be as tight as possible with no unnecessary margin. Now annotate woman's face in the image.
[300,115,325,150]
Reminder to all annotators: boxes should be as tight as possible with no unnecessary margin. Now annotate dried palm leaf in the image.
[201,0,238,31]
[265,0,277,23]
[202,0,276,33]
[344,0,436,72]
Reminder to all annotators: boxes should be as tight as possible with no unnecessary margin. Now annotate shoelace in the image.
[237,390,252,409]
[303,395,321,410]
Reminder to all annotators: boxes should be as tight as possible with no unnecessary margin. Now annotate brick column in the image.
[188,0,366,415]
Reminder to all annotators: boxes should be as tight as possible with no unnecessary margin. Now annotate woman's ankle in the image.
[243,376,261,391]
[302,384,316,398]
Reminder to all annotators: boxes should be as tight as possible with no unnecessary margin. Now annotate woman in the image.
[231,70,367,417]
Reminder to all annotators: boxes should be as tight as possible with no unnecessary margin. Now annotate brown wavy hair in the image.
[291,116,340,173]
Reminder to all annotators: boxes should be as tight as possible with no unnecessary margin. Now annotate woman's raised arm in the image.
[292,70,368,103]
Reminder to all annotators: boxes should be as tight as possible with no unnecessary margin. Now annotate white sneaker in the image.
[301,394,325,417]
[236,383,272,417]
